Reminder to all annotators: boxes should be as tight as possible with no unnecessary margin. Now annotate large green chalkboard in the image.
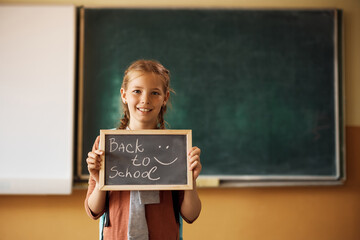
[78,8,344,182]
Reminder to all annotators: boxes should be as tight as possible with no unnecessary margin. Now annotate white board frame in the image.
[0,5,76,194]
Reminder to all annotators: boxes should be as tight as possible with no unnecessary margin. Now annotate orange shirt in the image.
[85,176,184,240]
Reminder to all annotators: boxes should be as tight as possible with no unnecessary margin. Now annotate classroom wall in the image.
[0,0,359,239]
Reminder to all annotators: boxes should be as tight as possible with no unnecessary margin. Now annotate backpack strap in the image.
[172,190,180,224]
[104,191,110,227]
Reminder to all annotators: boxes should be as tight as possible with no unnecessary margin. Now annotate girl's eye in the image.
[133,90,141,94]
[152,91,160,95]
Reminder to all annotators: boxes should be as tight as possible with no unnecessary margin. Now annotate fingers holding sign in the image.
[188,146,202,180]
[86,136,104,184]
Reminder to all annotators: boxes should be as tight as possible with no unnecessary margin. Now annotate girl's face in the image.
[121,72,169,130]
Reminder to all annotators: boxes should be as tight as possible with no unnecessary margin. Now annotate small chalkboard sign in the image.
[99,129,193,190]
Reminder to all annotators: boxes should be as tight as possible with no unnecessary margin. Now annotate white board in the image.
[0,5,75,194]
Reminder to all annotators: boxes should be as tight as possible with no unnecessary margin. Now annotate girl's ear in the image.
[120,88,127,104]
[163,90,170,106]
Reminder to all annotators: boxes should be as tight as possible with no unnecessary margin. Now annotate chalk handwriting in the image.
[107,137,179,182]
[159,145,170,149]
[153,157,178,166]
[131,155,151,167]
[109,138,144,153]
[109,166,160,181]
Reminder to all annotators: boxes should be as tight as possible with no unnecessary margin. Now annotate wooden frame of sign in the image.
[99,129,193,191]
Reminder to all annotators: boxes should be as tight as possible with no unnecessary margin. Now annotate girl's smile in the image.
[138,108,151,111]
[137,107,152,113]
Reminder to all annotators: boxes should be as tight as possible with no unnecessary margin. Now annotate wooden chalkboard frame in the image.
[99,129,193,190]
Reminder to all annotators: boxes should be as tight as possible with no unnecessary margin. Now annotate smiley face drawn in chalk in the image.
[153,145,178,166]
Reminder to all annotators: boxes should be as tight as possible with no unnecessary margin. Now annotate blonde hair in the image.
[118,59,174,129]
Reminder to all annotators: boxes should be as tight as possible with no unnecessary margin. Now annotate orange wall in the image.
[1,0,360,239]
[1,127,360,240]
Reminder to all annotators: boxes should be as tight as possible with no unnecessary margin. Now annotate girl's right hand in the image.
[86,136,104,184]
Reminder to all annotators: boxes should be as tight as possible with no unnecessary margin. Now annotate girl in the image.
[85,59,202,240]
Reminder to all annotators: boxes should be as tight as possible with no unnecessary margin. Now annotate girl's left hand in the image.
[188,146,202,180]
